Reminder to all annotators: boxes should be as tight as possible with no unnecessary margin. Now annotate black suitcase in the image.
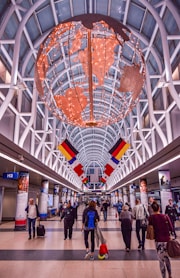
[37,223,45,237]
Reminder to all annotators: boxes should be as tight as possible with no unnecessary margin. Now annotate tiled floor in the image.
[0,205,180,278]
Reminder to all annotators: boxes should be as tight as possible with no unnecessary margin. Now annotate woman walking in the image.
[119,205,133,252]
[149,202,173,278]
[82,200,100,260]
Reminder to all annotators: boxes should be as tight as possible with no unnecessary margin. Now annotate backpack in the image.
[117,203,122,213]
[86,210,96,229]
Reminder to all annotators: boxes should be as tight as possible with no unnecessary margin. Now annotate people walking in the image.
[25,198,39,240]
[148,197,155,215]
[165,199,178,238]
[60,201,75,240]
[102,200,109,221]
[115,200,123,218]
[82,200,100,260]
[132,198,149,250]
[149,202,173,278]
[119,204,133,252]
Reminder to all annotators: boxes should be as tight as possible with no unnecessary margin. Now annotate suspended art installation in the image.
[35,14,145,127]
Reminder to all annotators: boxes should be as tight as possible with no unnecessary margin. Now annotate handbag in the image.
[146,225,155,240]
[167,239,180,258]
[140,218,148,229]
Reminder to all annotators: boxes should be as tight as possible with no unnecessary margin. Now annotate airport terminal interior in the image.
[0,0,180,277]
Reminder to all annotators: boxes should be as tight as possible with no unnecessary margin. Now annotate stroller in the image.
[95,224,109,259]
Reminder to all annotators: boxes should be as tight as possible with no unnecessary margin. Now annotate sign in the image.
[3,172,19,180]
[131,184,139,189]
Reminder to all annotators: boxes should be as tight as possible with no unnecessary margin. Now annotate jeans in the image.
[136,219,146,248]
[103,210,107,221]
[84,229,95,253]
[28,218,36,237]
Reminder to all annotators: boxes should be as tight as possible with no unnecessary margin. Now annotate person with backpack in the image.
[60,201,75,240]
[116,200,123,218]
[82,200,100,260]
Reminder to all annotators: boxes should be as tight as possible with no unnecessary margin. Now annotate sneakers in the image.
[84,252,91,259]
[84,252,94,260]
[138,244,142,251]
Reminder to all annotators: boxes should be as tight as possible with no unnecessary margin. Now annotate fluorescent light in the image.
[109,154,180,193]
[0,152,80,192]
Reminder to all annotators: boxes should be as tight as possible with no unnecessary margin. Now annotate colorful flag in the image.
[100,177,106,183]
[104,163,114,176]
[68,157,76,165]
[74,163,83,176]
[111,156,119,165]
[115,142,130,160]
[109,138,130,161]
[82,177,88,184]
[58,139,78,161]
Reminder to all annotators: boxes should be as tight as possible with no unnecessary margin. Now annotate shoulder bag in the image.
[146,224,155,240]
[167,239,180,258]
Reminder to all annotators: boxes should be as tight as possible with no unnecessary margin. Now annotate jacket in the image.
[61,206,75,223]
[82,207,100,228]
[25,204,39,218]
[132,204,149,220]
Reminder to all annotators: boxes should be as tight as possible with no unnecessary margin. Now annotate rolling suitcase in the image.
[37,221,45,237]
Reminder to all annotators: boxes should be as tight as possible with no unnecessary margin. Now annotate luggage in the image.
[37,222,45,237]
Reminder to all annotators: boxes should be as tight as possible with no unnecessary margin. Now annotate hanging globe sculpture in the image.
[35,14,145,127]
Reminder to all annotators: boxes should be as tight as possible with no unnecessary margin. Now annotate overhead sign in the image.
[131,184,139,189]
[3,172,19,180]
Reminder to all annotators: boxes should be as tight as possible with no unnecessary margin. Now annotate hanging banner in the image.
[15,172,29,230]
[159,170,171,190]
[39,180,49,220]
[139,178,148,206]
[159,170,172,213]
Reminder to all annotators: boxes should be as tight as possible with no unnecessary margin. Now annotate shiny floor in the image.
[0,205,180,278]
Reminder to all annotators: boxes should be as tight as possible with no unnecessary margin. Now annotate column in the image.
[53,184,59,212]
[62,187,67,204]
[0,187,4,224]
[67,189,71,202]
[129,183,136,209]
[39,180,49,220]
[159,170,172,213]
[14,172,29,230]
[123,187,128,204]
[118,188,123,203]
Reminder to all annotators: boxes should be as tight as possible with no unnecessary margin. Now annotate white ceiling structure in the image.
[0,0,180,193]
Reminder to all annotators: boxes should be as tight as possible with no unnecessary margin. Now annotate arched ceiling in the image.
[0,0,179,192]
